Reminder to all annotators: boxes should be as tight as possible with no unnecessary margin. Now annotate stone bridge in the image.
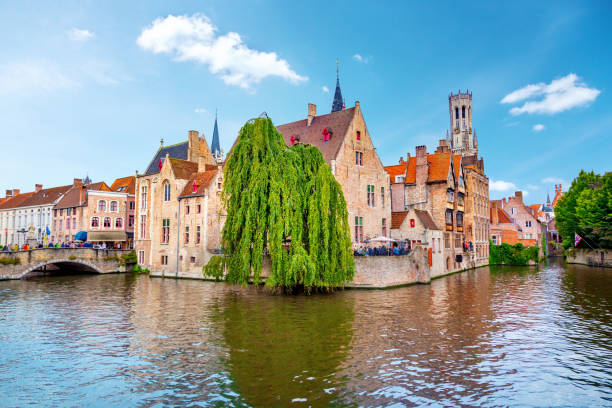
[0,248,131,279]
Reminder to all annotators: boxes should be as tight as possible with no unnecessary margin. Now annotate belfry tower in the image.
[448,90,477,155]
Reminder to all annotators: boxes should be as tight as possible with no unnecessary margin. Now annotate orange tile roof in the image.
[22,185,71,207]
[452,154,461,180]
[385,151,452,185]
[384,163,407,184]
[414,209,440,230]
[0,192,35,209]
[391,211,409,229]
[179,169,219,198]
[54,181,110,210]
[110,176,135,194]
[169,158,198,180]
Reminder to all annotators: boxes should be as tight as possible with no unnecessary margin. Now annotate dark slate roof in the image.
[144,142,188,175]
[211,116,221,156]
[331,75,344,113]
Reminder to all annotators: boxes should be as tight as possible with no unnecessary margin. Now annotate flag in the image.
[46,226,51,236]
[575,233,582,247]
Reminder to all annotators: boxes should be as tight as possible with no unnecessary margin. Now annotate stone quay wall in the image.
[348,246,430,288]
[566,248,612,268]
[0,248,130,279]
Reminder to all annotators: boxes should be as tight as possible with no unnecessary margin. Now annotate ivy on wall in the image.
[489,240,540,265]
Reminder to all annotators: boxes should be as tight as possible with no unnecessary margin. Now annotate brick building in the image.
[134,130,224,277]
[385,144,468,273]
[490,191,542,248]
[276,101,391,245]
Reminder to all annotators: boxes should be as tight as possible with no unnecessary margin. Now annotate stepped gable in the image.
[276,107,355,164]
[414,209,440,230]
[110,176,136,194]
[144,142,189,176]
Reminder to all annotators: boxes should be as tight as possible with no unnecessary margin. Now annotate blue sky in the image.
[1,0,610,204]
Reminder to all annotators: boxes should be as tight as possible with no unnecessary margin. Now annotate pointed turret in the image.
[211,109,221,160]
[546,192,551,207]
[331,59,344,113]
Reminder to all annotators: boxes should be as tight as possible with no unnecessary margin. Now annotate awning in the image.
[74,231,87,241]
[87,231,128,242]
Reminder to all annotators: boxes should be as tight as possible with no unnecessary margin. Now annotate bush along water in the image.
[203,116,354,293]
[489,240,540,265]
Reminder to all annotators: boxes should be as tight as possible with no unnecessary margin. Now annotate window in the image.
[445,209,453,226]
[190,256,196,263]
[110,201,118,212]
[456,212,463,228]
[98,201,106,211]
[462,105,466,118]
[186,205,190,215]
[526,220,532,227]
[367,185,375,207]
[455,233,462,248]
[396,175,405,183]
[459,176,464,188]
[141,186,148,209]
[356,130,361,140]
[115,218,123,229]
[511,208,516,215]
[197,204,201,214]
[59,220,63,230]
[354,216,363,243]
[445,233,450,249]
[185,226,190,244]
[196,226,201,244]
[161,255,168,265]
[162,219,170,243]
[381,187,385,208]
[455,107,459,120]
[54,209,57,217]
[72,218,76,229]
[103,217,111,228]
[53,220,56,230]
[138,250,144,264]
[438,238,442,253]
[129,215,134,227]
[129,201,135,210]
[73,208,77,215]
[139,215,146,239]
[382,218,387,236]
[355,151,363,166]
[458,193,464,206]
[60,209,63,216]
[492,235,498,245]
[163,181,171,202]
[447,189,455,203]
[91,217,99,228]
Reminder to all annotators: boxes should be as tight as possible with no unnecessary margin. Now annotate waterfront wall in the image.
[566,248,612,268]
[0,248,129,279]
[348,246,430,288]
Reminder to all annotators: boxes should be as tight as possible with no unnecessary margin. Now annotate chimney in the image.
[5,189,13,198]
[198,155,207,173]
[355,101,360,108]
[13,189,20,196]
[73,178,83,187]
[188,130,200,162]
[515,191,523,202]
[490,201,499,225]
[35,184,43,193]
[307,103,316,126]
[399,156,404,164]
[80,185,87,205]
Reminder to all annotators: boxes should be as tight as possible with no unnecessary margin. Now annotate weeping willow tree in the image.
[205,116,354,291]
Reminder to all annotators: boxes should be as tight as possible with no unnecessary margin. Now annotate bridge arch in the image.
[19,259,104,279]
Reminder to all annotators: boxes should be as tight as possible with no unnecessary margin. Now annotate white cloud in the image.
[542,177,564,184]
[0,61,77,95]
[490,180,517,192]
[533,124,545,132]
[501,73,600,115]
[137,14,307,89]
[522,190,529,197]
[322,85,329,94]
[194,108,208,114]
[353,54,371,64]
[527,184,540,190]
[67,28,95,42]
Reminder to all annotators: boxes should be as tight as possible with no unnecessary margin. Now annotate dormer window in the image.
[396,176,405,183]
[447,189,455,203]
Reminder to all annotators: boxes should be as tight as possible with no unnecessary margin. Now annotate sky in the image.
[1,0,610,205]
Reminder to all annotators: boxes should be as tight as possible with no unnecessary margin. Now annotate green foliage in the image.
[132,265,150,275]
[209,116,354,291]
[68,255,77,260]
[119,250,137,266]
[489,240,540,265]
[555,171,612,249]
[0,256,20,265]
[203,255,226,281]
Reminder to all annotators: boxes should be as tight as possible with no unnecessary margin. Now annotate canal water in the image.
[0,260,610,407]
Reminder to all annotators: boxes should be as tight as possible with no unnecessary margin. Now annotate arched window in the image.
[455,107,459,120]
[91,217,99,228]
[103,217,111,228]
[98,200,106,211]
[115,218,123,229]
[462,105,466,118]
[110,201,118,212]
[163,181,171,202]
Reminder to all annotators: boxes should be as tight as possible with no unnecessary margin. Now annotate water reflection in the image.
[0,260,610,407]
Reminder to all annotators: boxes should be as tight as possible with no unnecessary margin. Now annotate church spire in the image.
[211,108,221,160]
[331,59,344,113]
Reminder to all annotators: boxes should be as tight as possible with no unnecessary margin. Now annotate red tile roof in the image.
[384,163,407,184]
[179,169,219,198]
[21,185,71,207]
[386,152,452,184]
[391,211,408,229]
[0,192,35,210]
[169,158,198,180]
[452,154,461,180]
[54,181,110,210]
[414,209,440,230]
[276,108,356,164]
[110,176,135,195]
